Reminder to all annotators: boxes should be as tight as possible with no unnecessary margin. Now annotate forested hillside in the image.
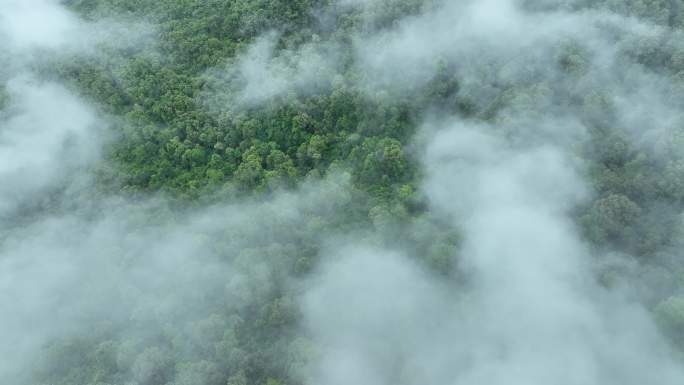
[2,1,684,384]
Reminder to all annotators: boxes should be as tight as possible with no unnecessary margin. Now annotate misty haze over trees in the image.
[2,0,684,384]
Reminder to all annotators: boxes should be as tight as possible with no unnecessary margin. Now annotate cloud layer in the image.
[2,1,684,384]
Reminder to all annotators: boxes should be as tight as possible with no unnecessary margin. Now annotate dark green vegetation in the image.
[60,0,427,203]
[13,0,684,384]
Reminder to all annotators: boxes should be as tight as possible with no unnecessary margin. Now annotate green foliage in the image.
[29,0,684,384]
[656,296,684,346]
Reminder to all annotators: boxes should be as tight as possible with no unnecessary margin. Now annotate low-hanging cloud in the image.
[0,0,81,52]
[203,32,344,109]
[0,78,101,218]
[0,2,163,382]
[0,0,154,62]
[0,172,354,384]
[0,0,156,220]
[4,0,684,384]
[302,120,684,385]
[298,1,684,384]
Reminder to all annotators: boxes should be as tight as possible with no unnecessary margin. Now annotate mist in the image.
[301,122,683,385]
[299,0,684,384]
[2,0,684,384]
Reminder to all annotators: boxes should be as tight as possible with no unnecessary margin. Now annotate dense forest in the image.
[2,0,684,384]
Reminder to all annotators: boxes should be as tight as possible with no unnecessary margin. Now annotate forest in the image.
[2,0,684,384]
